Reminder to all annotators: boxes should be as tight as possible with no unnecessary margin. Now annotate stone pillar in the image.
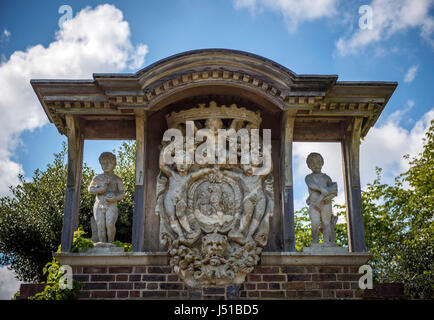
[280,110,296,252]
[341,117,366,252]
[61,115,84,252]
[132,111,147,252]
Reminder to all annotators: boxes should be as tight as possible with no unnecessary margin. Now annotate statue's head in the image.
[99,152,117,173]
[201,232,228,266]
[242,163,254,176]
[306,152,324,173]
[205,118,223,134]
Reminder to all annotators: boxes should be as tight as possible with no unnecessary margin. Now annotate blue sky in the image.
[0,0,433,298]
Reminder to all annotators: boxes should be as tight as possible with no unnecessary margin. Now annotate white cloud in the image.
[0,4,148,196]
[336,0,434,55]
[233,0,339,31]
[292,106,434,212]
[404,65,419,83]
[0,266,20,300]
[3,29,11,38]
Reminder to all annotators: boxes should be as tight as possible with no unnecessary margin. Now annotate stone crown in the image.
[165,101,262,128]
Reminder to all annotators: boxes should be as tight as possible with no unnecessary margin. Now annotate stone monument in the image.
[88,152,126,250]
[303,152,347,253]
[155,101,274,286]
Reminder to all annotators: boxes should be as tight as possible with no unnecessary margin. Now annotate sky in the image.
[0,0,433,299]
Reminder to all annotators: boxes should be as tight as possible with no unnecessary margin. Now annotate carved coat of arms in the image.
[155,101,274,287]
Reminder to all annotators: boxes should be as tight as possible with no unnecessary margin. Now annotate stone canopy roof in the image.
[31,49,397,139]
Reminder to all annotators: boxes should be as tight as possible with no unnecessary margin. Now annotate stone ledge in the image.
[261,252,372,266]
[54,252,169,266]
[54,251,372,267]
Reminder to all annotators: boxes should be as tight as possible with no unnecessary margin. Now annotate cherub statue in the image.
[88,152,125,243]
[305,152,338,246]
[159,146,213,243]
[224,162,271,244]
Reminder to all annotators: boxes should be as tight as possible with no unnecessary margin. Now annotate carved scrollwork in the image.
[155,101,274,287]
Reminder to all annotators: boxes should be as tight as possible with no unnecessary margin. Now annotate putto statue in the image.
[304,152,342,251]
[155,101,274,286]
[88,152,125,244]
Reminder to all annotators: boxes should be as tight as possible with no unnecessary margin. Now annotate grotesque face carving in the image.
[201,233,228,266]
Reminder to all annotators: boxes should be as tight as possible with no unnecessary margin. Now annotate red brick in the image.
[244,283,256,290]
[261,291,285,298]
[142,275,166,281]
[83,282,107,290]
[263,275,285,282]
[323,290,336,298]
[160,283,183,290]
[83,267,107,274]
[257,283,267,290]
[287,274,311,281]
[129,291,140,298]
[117,291,129,298]
[350,282,360,289]
[282,282,305,290]
[134,266,147,273]
[167,275,179,282]
[317,282,342,290]
[268,283,280,290]
[147,283,158,290]
[90,274,115,282]
[337,274,360,281]
[147,266,171,273]
[129,274,141,282]
[318,267,342,273]
[109,282,133,290]
[336,290,355,299]
[116,275,128,281]
[312,274,336,281]
[168,290,180,297]
[142,291,167,298]
[254,266,280,273]
[281,266,306,273]
[108,267,132,273]
[296,290,322,299]
[248,274,261,282]
[248,291,260,298]
[134,283,147,289]
[73,275,89,282]
[91,291,116,299]
[285,290,297,298]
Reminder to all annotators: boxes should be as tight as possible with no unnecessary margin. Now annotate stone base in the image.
[55,251,371,300]
[80,243,125,254]
[302,243,349,254]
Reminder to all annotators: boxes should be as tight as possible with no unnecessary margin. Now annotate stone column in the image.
[132,111,147,251]
[280,110,296,252]
[341,117,366,252]
[61,115,84,252]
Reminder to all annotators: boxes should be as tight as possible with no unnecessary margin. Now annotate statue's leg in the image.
[165,197,185,241]
[247,194,267,237]
[321,203,333,245]
[106,205,118,243]
[94,204,107,243]
[308,205,320,244]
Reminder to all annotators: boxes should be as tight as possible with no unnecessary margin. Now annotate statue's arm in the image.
[305,175,326,194]
[115,177,126,201]
[88,177,106,194]
[159,148,173,177]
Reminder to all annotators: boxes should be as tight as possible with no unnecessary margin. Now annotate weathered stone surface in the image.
[88,152,125,244]
[156,102,274,287]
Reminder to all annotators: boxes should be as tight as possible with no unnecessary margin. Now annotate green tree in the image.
[0,141,136,282]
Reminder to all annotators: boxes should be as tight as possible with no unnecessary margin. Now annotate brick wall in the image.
[72,265,363,300]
